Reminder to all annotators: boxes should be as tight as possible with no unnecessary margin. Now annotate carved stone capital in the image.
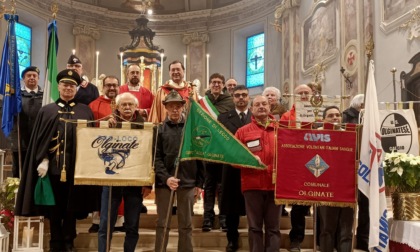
[182,32,209,45]
[274,0,301,20]
[72,24,101,40]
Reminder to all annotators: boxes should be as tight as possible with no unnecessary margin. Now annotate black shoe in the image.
[88,223,99,233]
[202,220,213,232]
[113,226,126,232]
[141,204,148,213]
[226,241,239,252]
[219,219,227,232]
[64,243,76,252]
[172,206,177,215]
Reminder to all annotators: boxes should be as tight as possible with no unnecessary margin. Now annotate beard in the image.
[130,77,140,86]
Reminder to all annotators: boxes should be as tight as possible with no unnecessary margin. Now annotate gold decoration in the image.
[51,1,59,19]
[399,7,420,40]
[0,0,16,18]
[365,36,374,59]
[392,193,420,221]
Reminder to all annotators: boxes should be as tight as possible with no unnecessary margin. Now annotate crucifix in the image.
[250,54,262,69]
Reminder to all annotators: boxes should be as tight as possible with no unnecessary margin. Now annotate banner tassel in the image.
[60,165,66,182]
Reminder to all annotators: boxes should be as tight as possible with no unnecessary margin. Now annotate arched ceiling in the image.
[71,0,242,15]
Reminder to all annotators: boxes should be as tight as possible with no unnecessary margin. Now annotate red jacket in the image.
[280,104,296,126]
[235,115,276,192]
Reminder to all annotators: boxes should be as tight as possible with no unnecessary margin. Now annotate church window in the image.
[15,22,32,78]
[246,33,264,88]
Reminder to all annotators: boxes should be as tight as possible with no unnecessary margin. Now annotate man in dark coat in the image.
[202,73,235,232]
[218,85,251,252]
[67,54,99,105]
[15,69,96,252]
[9,66,43,178]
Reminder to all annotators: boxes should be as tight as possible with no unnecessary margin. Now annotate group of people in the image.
[8,54,369,252]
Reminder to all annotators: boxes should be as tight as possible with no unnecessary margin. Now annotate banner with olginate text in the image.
[275,128,357,207]
[74,124,154,186]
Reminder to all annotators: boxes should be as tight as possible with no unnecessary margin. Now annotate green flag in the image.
[180,100,265,169]
[42,20,59,105]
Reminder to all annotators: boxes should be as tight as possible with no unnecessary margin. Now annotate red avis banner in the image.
[275,128,357,207]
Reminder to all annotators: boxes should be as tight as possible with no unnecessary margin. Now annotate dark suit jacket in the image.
[217,109,251,215]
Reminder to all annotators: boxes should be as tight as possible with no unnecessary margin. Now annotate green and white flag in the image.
[42,20,59,105]
[180,99,265,169]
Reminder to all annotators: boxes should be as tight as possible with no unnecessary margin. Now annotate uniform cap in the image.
[56,69,82,86]
[21,66,40,78]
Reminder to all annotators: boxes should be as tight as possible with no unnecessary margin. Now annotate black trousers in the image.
[203,162,225,222]
[226,214,240,243]
[289,205,310,243]
[356,190,369,251]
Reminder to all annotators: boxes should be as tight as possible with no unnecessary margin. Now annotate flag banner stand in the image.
[275,124,358,207]
[74,121,155,186]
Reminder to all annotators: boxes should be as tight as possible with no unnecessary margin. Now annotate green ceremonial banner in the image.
[180,100,265,170]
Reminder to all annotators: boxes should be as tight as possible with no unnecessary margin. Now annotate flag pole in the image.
[159,97,194,252]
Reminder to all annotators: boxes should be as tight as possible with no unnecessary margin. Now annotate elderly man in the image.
[98,92,152,252]
[218,85,251,251]
[281,84,313,252]
[342,94,364,124]
[15,69,95,252]
[67,54,99,105]
[235,95,281,252]
[119,64,154,119]
[9,66,43,178]
[149,60,198,123]
[202,73,235,232]
[224,78,238,95]
[318,106,354,252]
[154,89,204,252]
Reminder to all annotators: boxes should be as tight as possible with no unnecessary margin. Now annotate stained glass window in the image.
[15,22,32,78]
[246,33,264,88]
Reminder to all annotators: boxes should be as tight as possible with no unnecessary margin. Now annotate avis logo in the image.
[304,133,331,142]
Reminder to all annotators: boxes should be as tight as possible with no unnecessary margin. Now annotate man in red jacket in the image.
[235,95,281,252]
[89,75,119,122]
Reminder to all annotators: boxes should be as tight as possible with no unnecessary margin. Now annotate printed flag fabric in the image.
[358,60,389,251]
[180,99,264,169]
[275,128,357,207]
[0,14,21,137]
[379,109,419,155]
[42,20,59,105]
[74,124,154,186]
[199,95,219,119]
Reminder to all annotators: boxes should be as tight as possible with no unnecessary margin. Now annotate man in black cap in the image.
[67,54,99,105]
[9,66,43,177]
[16,69,96,252]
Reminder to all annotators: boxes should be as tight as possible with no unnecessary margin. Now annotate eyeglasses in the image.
[104,84,118,89]
[211,81,223,86]
[326,113,342,118]
[233,93,248,98]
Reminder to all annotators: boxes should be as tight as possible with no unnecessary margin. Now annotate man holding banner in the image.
[235,95,281,252]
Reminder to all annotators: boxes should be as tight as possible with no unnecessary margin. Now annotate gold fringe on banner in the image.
[274,199,356,208]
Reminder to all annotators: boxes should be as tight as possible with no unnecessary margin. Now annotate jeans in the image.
[98,186,143,252]
[203,162,225,223]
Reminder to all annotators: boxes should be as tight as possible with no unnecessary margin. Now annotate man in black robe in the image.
[15,69,95,252]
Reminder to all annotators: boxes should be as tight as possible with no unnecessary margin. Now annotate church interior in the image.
[1,0,420,251]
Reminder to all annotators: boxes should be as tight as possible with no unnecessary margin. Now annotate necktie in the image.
[240,112,246,124]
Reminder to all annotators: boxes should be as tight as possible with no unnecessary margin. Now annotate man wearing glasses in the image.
[218,85,250,251]
[202,73,235,232]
